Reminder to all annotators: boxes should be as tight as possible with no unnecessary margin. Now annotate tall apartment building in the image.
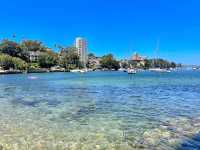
[75,37,88,66]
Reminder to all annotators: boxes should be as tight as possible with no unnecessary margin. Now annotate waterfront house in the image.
[129,52,146,68]
[88,54,101,69]
[29,51,40,62]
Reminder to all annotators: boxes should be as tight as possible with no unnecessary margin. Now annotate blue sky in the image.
[0,0,200,64]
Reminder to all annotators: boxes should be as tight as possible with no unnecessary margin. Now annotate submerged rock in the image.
[10,97,41,107]
[0,145,3,150]
[161,131,171,139]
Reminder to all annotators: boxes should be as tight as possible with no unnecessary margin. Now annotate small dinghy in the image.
[28,76,38,80]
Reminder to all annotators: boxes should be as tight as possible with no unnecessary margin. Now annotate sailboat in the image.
[149,39,171,73]
[80,58,89,73]
[71,61,88,73]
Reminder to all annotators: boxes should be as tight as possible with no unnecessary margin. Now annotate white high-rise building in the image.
[75,37,88,67]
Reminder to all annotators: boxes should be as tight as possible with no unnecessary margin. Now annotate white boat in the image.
[80,69,88,73]
[149,68,171,73]
[0,67,4,73]
[193,67,200,70]
[0,70,5,73]
[118,68,127,72]
[169,68,176,71]
[70,69,81,73]
[70,68,88,73]
[127,68,136,74]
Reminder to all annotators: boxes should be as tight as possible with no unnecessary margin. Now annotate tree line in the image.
[0,39,181,71]
[0,39,81,71]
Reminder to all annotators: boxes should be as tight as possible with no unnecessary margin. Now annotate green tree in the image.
[147,58,177,69]
[88,53,95,58]
[144,59,151,69]
[0,39,22,58]
[28,63,40,70]
[38,51,58,68]
[171,62,176,68]
[120,61,129,69]
[20,40,47,62]
[59,46,81,70]
[87,53,97,69]
[20,40,46,52]
[0,54,27,70]
[100,54,120,70]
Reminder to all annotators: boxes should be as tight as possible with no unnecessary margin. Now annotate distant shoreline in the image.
[0,69,67,75]
[0,67,190,75]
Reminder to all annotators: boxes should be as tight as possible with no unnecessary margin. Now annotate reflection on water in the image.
[0,71,200,149]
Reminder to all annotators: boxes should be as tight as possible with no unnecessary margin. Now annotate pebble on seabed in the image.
[132,117,200,149]
[1,116,200,149]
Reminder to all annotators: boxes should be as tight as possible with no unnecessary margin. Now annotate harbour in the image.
[0,71,200,149]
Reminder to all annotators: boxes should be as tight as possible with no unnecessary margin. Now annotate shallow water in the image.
[0,71,200,150]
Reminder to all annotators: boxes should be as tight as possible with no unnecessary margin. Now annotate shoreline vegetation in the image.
[0,38,181,74]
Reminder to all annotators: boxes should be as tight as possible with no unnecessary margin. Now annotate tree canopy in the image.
[141,59,178,69]
[59,46,82,70]
[38,51,58,68]
[20,40,46,52]
[0,54,27,70]
[0,40,22,58]
[100,54,120,70]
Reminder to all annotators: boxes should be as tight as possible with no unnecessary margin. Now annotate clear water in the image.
[0,71,200,150]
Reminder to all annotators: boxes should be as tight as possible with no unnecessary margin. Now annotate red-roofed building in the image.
[130,52,146,68]
[132,53,144,61]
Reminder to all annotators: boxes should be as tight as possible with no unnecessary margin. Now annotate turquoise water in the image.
[0,71,200,149]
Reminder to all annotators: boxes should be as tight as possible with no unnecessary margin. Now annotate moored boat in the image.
[127,68,136,74]
[0,69,23,74]
[70,68,88,73]
[118,68,127,72]
[149,68,171,73]
[80,69,88,73]
[70,69,82,73]
[192,67,200,70]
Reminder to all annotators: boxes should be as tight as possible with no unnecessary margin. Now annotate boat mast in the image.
[154,39,160,68]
